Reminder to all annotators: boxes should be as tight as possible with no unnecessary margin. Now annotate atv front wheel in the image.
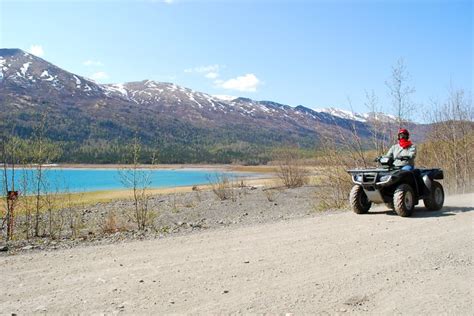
[393,184,415,217]
[423,181,444,211]
[350,185,372,214]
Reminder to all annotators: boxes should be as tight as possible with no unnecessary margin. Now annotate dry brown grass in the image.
[100,210,129,234]
[207,173,238,201]
[273,148,310,188]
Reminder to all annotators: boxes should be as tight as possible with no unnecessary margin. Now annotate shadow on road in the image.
[367,206,473,218]
[412,206,474,218]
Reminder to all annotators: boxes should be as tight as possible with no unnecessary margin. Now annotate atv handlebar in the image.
[376,155,410,162]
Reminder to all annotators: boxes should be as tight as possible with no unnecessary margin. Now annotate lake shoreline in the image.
[3,163,277,173]
[3,166,278,206]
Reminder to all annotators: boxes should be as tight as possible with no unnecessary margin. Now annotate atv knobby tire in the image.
[393,184,415,217]
[350,185,372,214]
[423,181,444,211]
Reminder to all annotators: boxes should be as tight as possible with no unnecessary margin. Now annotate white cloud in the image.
[28,45,44,57]
[83,60,103,67]
[205,72,219,79]
[185,64,223,81]
[90,71,109,81]
[215,73,260,92]
[163,0,174,3]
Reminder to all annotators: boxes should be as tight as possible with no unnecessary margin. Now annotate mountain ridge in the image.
[0,48,422,164]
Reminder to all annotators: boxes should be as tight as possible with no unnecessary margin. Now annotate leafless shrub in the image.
[44,189,65,239]
[192,185,202,203]
[263,187,280,202]
[100,210,128,235]
[101,211,119,234]
[64,193,85,239]
[207,173,237,201]
[236,178,247,188]
[418,88,473,194]
[1,136,23,241]
[119,134,157,230]
[28,114,62,237]
[170,192,180,213]
[274,147,310,188]
[314,144,355,210]
[364,90,391,155]
[386,58,416,128]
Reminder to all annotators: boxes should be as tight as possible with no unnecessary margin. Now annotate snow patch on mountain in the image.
[0,58,5,81]
[103,83,128,97]
[212,94,237,102]
[315,107,367,122]
[167,83,178,92]
[187,92,203,108]
[73,75,82,86]
[20,62,31,76]
[145,80,158,88]
[364,112,398,123]
[40,70,55,81]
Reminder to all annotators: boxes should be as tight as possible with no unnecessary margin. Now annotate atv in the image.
[347,156,445,217]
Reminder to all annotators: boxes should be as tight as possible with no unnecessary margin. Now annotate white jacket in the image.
[386,143,416,167]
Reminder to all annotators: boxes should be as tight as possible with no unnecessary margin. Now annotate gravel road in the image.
[1,193,472,314]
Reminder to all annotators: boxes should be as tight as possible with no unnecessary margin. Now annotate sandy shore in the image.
[50,176,279,206]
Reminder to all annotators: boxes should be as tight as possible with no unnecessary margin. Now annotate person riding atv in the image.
[347,128,445,217]
[386,128,416,171]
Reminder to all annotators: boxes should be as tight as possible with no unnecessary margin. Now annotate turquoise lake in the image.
[2,168,254,193]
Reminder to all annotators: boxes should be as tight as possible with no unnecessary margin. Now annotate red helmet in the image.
[397,128,410,139]
[398,128,410,138]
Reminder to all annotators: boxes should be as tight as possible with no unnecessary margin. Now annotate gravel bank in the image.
[1,185,327,253]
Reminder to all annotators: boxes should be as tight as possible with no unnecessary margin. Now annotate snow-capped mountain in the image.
[0,49,103,97]
[313,108,398,123]
[0,48,421,163]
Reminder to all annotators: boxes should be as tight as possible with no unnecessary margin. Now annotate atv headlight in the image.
[379,174,392,183]
[354,174,363,182]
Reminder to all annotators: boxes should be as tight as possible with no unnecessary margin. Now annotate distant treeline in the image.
[61,140,276,165]
[0,106,319,165]
[0,133,325,165]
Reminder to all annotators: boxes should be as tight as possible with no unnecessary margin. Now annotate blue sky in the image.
[0,0,472,120]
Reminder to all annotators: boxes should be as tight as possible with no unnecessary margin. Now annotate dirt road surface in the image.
[1,193,473,314]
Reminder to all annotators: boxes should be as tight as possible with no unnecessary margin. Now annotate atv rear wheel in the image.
[393,184,415,217]
[423,181,444,211]
[350,185,372,214]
